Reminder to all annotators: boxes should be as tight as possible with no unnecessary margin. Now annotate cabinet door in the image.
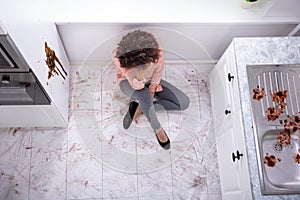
[216,113,251,200]
[209,53,233,133]
[232,105,252,200]
[226,44,241,111]
[216,121,242,200]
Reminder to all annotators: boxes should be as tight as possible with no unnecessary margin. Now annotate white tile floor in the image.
[0,63,221,200]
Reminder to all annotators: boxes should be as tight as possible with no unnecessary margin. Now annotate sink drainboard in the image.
[255,70,300,123]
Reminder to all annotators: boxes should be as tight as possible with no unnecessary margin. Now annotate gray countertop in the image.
[233,37,300,200]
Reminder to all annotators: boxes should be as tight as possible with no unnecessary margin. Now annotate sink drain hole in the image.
[273,142,283,152]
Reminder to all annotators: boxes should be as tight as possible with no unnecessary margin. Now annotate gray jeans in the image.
[119,79,190,131]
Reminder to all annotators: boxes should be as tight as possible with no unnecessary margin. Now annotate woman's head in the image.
[115,30,160,69]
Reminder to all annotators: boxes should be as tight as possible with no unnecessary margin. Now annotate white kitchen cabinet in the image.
[209,43,252,200]
[0,18,69,127]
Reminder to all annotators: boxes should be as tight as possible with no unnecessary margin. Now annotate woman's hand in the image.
[149,83,162,93]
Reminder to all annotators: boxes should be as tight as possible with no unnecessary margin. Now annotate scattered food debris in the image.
[266,106,282,121]
[277,132,291,147]
[264,153,277,167]
[295,149,300,164]
[284,114,300,133]
[253,86,265,101]
[265,90,287,121]
[271,90,288,106]
[109,135,114,144]
[45,42,67,80]
[84,180,88,187]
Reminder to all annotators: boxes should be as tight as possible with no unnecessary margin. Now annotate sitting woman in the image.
[113,30,190,150]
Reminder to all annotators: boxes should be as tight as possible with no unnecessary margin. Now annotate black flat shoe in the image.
[123,101,139,129]
[155,128,170,150]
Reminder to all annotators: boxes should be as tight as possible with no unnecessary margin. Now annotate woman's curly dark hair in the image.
[115,30,161,69]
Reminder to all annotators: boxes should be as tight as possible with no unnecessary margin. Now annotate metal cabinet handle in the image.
[225,109,231,115]
[232,150,243,162]
[228,73,234,82]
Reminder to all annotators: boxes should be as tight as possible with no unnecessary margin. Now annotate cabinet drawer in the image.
[209,55,233,129]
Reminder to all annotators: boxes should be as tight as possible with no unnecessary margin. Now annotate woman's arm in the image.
[125,68,146,90]
[149,49,164,92]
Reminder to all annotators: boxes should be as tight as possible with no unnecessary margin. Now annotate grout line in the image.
[135,120,139,199]
[165,64,175,200]
[66,67,72,200]
[170,150,175,200]
[135,125,139,199]
[191,64,204,199]
[65,124,69,200]
[27,128,33,200]
[165,64,174,200]
[100,69,104,200]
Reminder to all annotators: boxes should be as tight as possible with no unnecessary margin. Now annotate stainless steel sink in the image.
[262,129,300,189]
[247,64,300,195]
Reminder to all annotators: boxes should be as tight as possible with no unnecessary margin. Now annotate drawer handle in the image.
[232,150,243,162]
[228,73,234,82]
[225,109,231,115]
